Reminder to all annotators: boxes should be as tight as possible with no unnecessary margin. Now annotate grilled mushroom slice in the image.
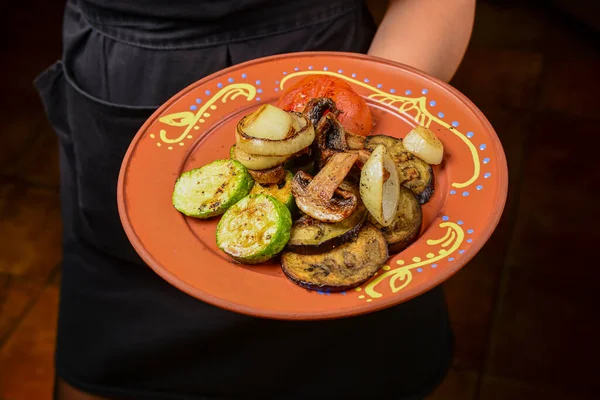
[364,135,434,204]
[286,183,367,254]
[314,113,349,169]
[345,130,367,150]
[291,152,358,223]
[247,165,286,185]
[281,223,388,292]
[302,97,339,128]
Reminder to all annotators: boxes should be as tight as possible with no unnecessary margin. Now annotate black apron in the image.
[35,1,454,399]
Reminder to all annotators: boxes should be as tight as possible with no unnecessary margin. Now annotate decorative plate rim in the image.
[117,51,509,320]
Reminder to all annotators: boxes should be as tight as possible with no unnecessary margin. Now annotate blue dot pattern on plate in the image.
[217,83,223,88]
[459,250,465,254]
[484,173,492,179]
[294,67,299,71]
[205,90,211,95]
[483,157,490,164]
[438,112,445,118]
[466,131,474,138]
[377,84,382,88]
[429,100,436,106]
[463,191,469,196]
[458,220,464,225]
[442,215,449,221]
[364,78,369,83]
[283,71,287,75]
[228,78,234,83]
[340,291,346,295]
[390,88,396,93]
[190,105,197,110]
[257,89,263,93]
[351,73,356,77]
[405,90,412,95]
[476,185,483,191]
[432,264,438,268]
[417,268,423,273]
[256,80,261,85]
[338,69,343,73]
[274,88,279,92]
[309,66,313,70]
[450,190,456,195]
[467,229,474,234]
[452,121,459,127]
[323,66,328,71]
[196,98,202,104]
[256,97,261,101]
[467,239,473,243]
[448,257,455,262]
[242,73,247,78]
[422,89,429,94]
[480,144,487,150]
[275,80,280,84]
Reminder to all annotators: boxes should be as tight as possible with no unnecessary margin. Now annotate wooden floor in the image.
[1,0,599,398]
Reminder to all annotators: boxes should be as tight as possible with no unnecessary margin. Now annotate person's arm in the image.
[367,0,476,82]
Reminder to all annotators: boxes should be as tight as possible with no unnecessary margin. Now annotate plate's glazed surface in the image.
[117,52,508,320]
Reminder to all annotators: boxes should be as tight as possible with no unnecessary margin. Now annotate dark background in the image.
[1,0,599,398]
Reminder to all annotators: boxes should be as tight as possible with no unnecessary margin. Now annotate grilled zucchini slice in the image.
[250,170,296,211]
[216,194,292,264]
[172,159,253,218]
[281,223,388,292]
[365,135,434,204]
[368,186,422,253]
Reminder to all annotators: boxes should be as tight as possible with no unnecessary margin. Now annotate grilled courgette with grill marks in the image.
[364,135,434,204]
[250,170,296,211]
[172,159,254,218]
[281,223,388,292]
[216,194,292,264]
[368,186,422,253]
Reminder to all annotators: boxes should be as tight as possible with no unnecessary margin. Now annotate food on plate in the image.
[369,186,422,253]
[285,182,367,255]
[292,152,358,223]
[249,170,296,211]
[364,135,435,204]
[172,159,254,218]
[216,194,292,264]
[246,165,286,185]
[276,75,373,136]
[281,223,388,292]
[403,125,444,165]
[172,88,445,290]
[359,144,400,227]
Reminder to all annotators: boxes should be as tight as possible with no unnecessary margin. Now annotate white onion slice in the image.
[360,144,400,227]
[241,104,299,140]
[236,113,315,156]
[231,145,289,170]
[403,126,444,165]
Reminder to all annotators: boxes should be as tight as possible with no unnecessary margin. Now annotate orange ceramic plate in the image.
[117,52,508,320]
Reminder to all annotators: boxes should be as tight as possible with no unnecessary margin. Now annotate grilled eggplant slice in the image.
[364,135,434,204]
[368,186,422,253]
[286,183,367,254]
[281,223,388,292]
[247,165,286,185]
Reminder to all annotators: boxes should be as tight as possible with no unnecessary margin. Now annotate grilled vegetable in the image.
[364,135,434,204]
[345,130,366,150]
[360,144,400,227]
[281,223,388,292]
[403,125,444,165]
[286,183,367,254]
[250,170,296,211]
[216,194,292,264]
[276,75,373,136]
[236,111,314,156]
[314,113,349,168]
[172,159,254,219]
[247,165,286,185]
[301,97,339,128]
[238,104,299,140]
[368,186,422,253]
[292,152,358,223]
[230,144,289,170]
